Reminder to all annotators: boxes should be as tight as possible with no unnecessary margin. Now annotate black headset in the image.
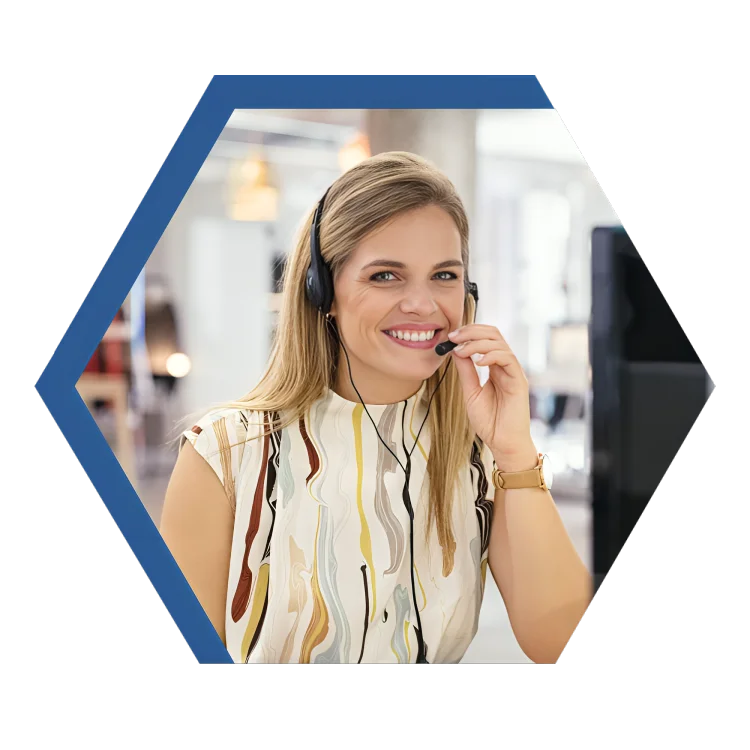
[307,187,478,316]
[305,188,336,314]
[305,187,479,664]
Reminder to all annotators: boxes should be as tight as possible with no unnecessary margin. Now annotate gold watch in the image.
[491,452,553,491]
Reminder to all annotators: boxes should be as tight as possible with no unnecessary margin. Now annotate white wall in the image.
[474,154,619,373]
[147,157,340,423]
[181,217,274,416]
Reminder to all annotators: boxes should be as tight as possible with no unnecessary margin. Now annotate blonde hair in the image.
[204,151,478,577]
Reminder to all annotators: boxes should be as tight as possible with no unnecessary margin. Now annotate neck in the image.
[333,353,423,405]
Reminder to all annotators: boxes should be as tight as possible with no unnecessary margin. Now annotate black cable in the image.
[325,317,452,663]
[400,405,428,663]
[326,316,450,475]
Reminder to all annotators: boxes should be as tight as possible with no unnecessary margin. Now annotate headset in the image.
[305,187,479,664]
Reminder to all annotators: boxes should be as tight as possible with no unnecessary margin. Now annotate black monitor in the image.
[590,227,712,591]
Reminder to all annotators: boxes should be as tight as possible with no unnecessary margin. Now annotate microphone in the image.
[435,340,459,356]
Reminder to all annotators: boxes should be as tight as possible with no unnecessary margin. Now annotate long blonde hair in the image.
[213,151,477,576]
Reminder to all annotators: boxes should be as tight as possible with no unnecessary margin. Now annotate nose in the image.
[399,285,438,316]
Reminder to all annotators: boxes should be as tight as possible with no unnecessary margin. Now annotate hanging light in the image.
[338,133,371,173]
[227,151,279,222]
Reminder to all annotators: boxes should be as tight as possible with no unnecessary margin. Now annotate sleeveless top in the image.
[180,381,496,663]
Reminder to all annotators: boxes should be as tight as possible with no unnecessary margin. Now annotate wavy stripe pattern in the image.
[180,382,496,663]
[374,404,405,575]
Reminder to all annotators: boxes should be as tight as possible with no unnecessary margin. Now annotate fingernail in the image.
[472,353,485,363]
[455,342,466,350]
[448,330,459,339]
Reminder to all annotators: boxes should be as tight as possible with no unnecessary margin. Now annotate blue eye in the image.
[434,271,459,281]
[370,271,397,282]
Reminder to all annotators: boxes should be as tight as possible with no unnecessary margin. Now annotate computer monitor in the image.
[590,227,712,590]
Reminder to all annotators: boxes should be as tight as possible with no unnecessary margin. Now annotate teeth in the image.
[386,330,436,341]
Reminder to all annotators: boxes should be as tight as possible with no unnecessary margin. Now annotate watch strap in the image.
[492,453,546,490]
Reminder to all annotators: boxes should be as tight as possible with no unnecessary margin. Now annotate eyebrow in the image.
[361,259,465,271]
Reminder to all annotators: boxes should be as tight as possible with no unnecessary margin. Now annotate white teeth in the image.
[386,329,437,341]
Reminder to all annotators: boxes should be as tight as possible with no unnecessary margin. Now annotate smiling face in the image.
[329,204,466,404]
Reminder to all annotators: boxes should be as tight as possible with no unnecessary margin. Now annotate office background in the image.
[78,108,619,662]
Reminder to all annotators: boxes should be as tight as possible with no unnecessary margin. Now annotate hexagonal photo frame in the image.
[35,75,710,664]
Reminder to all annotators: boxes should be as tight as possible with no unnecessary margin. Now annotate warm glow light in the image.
[338,133,371,173]
[166,352,191,378]
[229,184,278,222]
[228,152,279,221]
[239,159,264,182]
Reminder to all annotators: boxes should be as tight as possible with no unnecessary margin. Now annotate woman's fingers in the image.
[452,338,509,359]
[448,324,505,344]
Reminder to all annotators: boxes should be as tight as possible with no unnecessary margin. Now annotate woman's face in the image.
[330,205,466,390]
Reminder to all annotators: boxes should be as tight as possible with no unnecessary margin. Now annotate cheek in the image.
[336,290,386,343]
[349,289,388,324]
[442,294,466,327]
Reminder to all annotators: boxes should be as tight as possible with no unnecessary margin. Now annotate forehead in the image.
[350,205,462,266]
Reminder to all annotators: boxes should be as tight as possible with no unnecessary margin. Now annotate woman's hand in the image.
[448,323,538,471]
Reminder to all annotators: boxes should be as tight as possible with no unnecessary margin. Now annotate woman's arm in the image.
[488,445,592,664]
[159,441,235,646]
[445,323,591,664]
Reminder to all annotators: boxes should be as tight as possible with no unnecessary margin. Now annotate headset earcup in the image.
[306,258,334,315]
[319,265,333,314]
[305,267,320,309]
[306,192,335,315]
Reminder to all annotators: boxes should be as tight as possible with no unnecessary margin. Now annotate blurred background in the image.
[77,108,711,662]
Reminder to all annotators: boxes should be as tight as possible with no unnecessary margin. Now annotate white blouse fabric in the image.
[180,381,496,663]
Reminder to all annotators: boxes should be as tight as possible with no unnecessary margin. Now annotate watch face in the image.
[541,453,554,489]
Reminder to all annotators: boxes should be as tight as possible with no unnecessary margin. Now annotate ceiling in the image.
[250,109,365,127]
[216,109,586,165]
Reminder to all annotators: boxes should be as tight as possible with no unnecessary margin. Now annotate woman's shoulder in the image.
[181,406,280,453]
[179,406,279,506]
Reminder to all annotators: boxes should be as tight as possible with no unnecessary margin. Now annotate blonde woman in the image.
[160,152,591,664]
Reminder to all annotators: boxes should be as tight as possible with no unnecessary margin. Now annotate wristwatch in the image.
[491,452,554,491]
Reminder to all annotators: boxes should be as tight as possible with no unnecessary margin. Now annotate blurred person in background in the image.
[160,152,591,663]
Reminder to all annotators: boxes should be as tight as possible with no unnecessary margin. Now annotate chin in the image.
[361,337,441,382]
[378,358,437,383]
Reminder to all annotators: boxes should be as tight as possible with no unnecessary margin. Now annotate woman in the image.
[160,151,591,664]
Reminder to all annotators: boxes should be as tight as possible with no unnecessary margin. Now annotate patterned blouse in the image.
[180,381,496,663]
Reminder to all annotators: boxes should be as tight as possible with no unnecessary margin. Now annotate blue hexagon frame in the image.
[34,75,553,663]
